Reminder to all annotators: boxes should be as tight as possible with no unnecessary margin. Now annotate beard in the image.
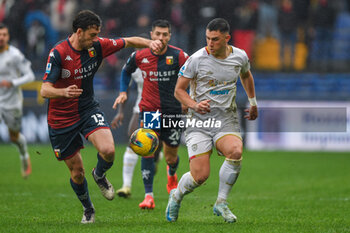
[79,38,93,50]
[0,41,5,49]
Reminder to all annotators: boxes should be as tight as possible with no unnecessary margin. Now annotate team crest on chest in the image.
[88,47,96,57]
[166,56,173,65]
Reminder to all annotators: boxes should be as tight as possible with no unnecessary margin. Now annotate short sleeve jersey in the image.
[124,45,188,113]
[42,37,125,129]
[179,46,250,110]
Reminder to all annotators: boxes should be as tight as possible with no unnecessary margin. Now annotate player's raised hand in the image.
[112,92,127,109]
[65,85,83,98]
[244,105,258,120]
[150,39,163,54]
[111,112,124,129]
[194,99,211,115]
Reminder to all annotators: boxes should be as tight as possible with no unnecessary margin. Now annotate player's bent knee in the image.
[9,134,19,143]
[100,147,115,162]
[225,147,242,160]
[72,168,85,183]
[165,154,178,165]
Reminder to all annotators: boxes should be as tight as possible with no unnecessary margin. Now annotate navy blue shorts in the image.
[48,109,110,160]
[139,111,182,147]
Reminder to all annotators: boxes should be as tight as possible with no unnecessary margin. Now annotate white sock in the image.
[122,147,138,188]
[13,133,29,159]
[217,158,242,203]
[145,192,153,198]
[173,172,200,202]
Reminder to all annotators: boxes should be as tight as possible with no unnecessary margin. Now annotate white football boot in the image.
[81,206,95,224]
[213,202,237,223]
[92,168,115,200]
[165,189,181,222]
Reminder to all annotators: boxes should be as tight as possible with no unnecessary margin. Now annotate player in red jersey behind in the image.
[113,19,188,210]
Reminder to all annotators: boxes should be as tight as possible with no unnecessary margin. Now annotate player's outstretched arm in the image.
[112,66,132,110]
[12,57,35,87]
[111,101,125,129]
[124,37,162,53]
[175,76,210,115]
[240,70,258,120]
[112,92,127,110]
[40,82,83,99]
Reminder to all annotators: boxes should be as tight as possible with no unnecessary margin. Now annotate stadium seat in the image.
[22,81,44,105]
[253,37,307,70]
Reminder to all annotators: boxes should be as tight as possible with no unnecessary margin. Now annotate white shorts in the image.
[0,108,22,132]
[184,108,242,159]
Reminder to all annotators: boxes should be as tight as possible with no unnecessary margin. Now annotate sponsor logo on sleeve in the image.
[45,63,52,74]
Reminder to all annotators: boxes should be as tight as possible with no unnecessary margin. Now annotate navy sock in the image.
[141,157,155,193]
[168,155,179,176]
[95,153,113,178]
[70,178,93,209]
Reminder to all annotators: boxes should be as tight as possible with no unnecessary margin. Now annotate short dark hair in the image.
[152,19,171,33]
[206,18,230,33]
[72,10,102,32]
[0,23,8,30]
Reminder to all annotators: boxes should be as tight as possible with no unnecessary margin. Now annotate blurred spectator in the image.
[309,0,337,71]
[156,0,189,51]
[50,0,77,39]
[3,0,29,49]
[231,0,258,60]
[114,0,139,36]
[257,0,279,39]
[24,10,58,70]
[96,0,119,37]
[0,0,15,23]
[131,14,151,36]
[193,0,218,51]
[278,0,298,71]
[293,0,311,51]
[27,20,46,58]
[139,0,156,16]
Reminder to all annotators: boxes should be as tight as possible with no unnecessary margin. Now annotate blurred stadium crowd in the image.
[1,0,350,88]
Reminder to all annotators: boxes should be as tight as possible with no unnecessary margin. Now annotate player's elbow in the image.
[174,87,182,102]
[28,72,35,82]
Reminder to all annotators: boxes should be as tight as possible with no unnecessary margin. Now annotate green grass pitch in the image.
[0,143,349,233]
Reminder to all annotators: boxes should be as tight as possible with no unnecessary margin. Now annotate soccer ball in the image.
[129,128,159,156]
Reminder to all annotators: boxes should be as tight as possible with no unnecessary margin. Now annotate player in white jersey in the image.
[0,23,35,178]
[111,68,143,198]
[111,67,163,198]
[166,18,258,223]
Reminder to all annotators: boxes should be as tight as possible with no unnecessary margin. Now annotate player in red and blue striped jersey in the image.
[113,19,188,209]
[40,10,162,223]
